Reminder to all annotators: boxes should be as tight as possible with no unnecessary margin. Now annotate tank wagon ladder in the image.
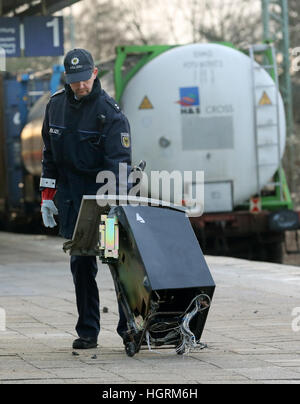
[249,43,283,201]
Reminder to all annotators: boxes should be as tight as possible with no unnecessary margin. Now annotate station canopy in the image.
[1,0,81,16]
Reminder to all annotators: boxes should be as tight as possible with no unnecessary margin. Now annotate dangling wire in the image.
[145,294,211,355]
[176,294,211,355]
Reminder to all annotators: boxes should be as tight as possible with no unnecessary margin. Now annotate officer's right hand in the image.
[41,200,58,228]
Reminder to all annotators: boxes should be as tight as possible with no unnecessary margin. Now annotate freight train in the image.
[0,43,299,262]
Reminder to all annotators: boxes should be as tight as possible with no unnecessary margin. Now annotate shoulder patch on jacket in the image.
[121,132,130,148]
[105,96,121,113]
[51,88,65,98]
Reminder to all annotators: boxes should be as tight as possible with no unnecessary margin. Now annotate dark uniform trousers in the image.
[70,255,127,340]
[40,78,132,341]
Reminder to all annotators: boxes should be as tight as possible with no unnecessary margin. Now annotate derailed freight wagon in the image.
[0,42,299,262]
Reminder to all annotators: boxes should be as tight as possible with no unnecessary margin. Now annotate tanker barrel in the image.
[20,92,50,177]
[122,43,286,209]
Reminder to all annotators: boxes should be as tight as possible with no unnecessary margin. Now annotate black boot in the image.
[72,337,98,349]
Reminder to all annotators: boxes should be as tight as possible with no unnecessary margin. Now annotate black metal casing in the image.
[114,205,215,341]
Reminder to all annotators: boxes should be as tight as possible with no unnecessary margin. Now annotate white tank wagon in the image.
[120,43,286,213]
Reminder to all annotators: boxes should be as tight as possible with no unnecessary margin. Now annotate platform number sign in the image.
[23,16,64,57]
[0,16,64,57]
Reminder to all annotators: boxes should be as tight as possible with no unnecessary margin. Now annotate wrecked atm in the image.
[64,195,215,357]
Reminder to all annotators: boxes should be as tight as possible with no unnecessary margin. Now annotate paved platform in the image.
[0,231,299,384]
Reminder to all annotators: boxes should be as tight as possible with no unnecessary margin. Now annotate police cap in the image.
[64,48,94,84]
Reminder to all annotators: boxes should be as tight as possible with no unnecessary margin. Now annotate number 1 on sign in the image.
[46,18,60,47]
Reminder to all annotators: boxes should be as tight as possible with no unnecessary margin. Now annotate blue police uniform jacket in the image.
[40,77,132,239]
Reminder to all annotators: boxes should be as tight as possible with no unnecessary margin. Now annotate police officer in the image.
[40,49,131,349]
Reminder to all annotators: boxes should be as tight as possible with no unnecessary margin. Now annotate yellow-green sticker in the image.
[121,133,130,148]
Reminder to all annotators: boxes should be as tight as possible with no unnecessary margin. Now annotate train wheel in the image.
[264,241,283,264]
[125,342,136,357]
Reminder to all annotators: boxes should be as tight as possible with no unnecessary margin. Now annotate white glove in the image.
[41,200,58,228]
